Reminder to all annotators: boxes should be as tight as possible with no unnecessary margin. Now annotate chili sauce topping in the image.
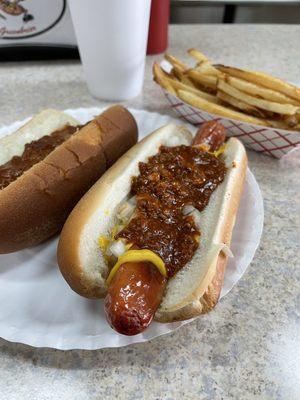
[116,145,227,277]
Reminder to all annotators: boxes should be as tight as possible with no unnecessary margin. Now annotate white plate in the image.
[0,108,264,350]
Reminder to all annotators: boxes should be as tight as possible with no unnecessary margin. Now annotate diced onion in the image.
[108,240,127,258]
[117,197,136,221]
[183,205,202,228]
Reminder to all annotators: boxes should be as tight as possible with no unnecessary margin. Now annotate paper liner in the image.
[0,107,264,350]
[163,90,300,159]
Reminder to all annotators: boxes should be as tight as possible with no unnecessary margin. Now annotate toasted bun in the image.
[0,106,138,253]
[58,123,247,321]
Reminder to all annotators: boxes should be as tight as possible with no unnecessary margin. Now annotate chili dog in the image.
[58,120,247,335]
[104,122,226,335]
[0,106,137,253]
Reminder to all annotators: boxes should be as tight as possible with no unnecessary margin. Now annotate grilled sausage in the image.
[192,120,226,150]
[105,261,166,335]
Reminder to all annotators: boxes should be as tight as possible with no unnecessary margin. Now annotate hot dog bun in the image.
[58,124,247,323]
[0,106,138,253]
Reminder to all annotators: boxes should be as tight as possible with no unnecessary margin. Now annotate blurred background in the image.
[0,0,299,62]
[170,0,300,23]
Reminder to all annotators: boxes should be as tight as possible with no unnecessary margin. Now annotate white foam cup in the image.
[69,0,151,101]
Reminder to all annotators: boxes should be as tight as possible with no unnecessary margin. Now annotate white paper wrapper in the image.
[0,107,264,350]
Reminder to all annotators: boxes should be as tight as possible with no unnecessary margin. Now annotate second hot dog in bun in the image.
[58,121,247,335]
[0,105,137,253]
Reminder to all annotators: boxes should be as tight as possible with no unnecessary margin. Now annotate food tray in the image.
[162,89,300,159]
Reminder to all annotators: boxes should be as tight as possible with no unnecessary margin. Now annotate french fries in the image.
[282,114,298,128]
[223,75,300,106]
[153,63,177,96]
[164,53,187,72]
[188,48,211,63]
[195,61,223,77]
[215,65,300,102]
[172,65,195,88]
[153,50,300,131]
[217,90,266,118]
[178,90,270,126]
[153,63,220,103]
[217,78,300,115]
[187,69,218,91]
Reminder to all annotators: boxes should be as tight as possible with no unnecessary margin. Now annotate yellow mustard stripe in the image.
[212,143,226,157]
[194,143,226,157]
[98,236,109,252]
[106,249,167,286]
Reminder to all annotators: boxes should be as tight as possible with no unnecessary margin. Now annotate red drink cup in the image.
[147,0,170,55]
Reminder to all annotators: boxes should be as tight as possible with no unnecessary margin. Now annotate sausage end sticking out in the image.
[105,261,166,336]
[192,120,226,150]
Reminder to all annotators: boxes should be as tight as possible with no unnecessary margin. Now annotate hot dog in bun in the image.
[0,106,137,253]
[58,121,247,335]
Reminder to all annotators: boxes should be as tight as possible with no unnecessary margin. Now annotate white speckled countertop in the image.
[0,25,300,400]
